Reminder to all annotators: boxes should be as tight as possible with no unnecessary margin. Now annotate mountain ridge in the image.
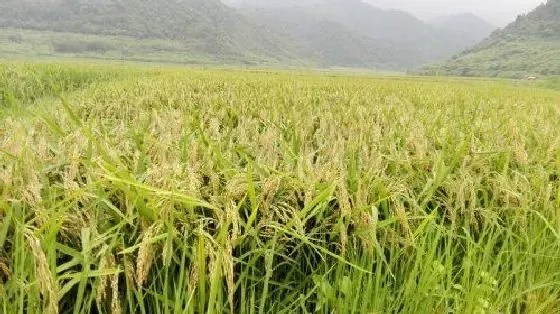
[236,0,494,67]
[420,0,560,77]
[0,0,499,69]
[429,13,496,39]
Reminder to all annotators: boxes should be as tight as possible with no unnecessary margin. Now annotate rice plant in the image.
[1,62,559,313]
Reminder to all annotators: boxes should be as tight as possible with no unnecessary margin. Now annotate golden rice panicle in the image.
[95,250,109,309]
[0,257,11,282]
[223,237,235,313]
[110,265,121,314]
[136,224,161,288]
[26,231,59,314]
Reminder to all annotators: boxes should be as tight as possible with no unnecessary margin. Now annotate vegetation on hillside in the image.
[242,6,408,69]
[420,0,560,78]
[0,0,493,69]
[239,0,495,68]
[1,62,560,313]
[0,0,306,64]
[0,28,250,65]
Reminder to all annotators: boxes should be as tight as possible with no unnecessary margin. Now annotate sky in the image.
[366,0,547,26]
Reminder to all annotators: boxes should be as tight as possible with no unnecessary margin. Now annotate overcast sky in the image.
[366,0,546,26]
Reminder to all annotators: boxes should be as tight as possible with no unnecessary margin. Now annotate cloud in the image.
[366,0,545,25]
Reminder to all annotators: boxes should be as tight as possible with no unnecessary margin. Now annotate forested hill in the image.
[239,0,491,69]
[0,0,494,69]
[429,13,496,44]
[0,0,308,63]
[420,0,560,78]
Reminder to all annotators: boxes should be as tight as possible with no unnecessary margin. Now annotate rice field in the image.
[1,62,560,313]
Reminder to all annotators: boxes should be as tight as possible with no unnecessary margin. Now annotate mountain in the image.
[0,0,306,64]
[0,0,496,69]
[239,4,414,69]
[236,0,488,68]
[420,0,560,78]
[223,0,325,7]
[429,13,496,44]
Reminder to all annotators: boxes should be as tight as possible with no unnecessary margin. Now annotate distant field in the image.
[0,28,292,66]
[1,62,560,313]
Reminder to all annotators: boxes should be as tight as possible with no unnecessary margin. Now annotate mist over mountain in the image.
[230,0,496,68]
[0,0,500,69]
[429,13,496,43]
[420,0,560,77]
[365,0,545,26]
[0,0,309,63]
[222,0,325,7]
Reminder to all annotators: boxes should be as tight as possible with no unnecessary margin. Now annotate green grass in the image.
[539,76,560,90]
[1,62,560,313]
[419,40,560,78]
[0,28,291,66]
